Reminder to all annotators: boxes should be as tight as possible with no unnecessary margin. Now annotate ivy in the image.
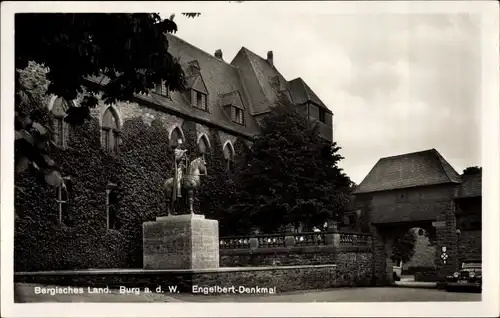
[15,94,249,270]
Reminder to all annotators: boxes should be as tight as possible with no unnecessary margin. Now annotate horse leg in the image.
[165,190,170,216]
[165,182,173,216]
[188,189,194,214]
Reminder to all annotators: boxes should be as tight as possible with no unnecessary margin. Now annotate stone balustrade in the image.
[219,231,371,250]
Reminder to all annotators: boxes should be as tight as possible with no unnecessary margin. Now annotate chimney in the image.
[267,51,273,66]
[214,49,223,60]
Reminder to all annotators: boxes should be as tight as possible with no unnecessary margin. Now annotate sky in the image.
[165,5,482,183]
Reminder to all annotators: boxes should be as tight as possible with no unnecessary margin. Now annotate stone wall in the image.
[219,231,374,286]
[368,184,456,206]
[457,230,481,261]
[15,263,371,295]
[355,184,461,285]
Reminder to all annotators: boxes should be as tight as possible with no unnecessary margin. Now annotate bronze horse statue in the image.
[163,156,207,215]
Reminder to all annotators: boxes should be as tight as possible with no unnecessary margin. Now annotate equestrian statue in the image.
[163,139,207,215]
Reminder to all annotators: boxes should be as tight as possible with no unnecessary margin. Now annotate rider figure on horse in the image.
[173,139,188,200]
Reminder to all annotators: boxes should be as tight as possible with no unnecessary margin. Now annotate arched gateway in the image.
[353,149,482,285]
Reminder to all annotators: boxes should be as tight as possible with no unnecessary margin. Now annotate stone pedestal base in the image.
[143,214,219,270]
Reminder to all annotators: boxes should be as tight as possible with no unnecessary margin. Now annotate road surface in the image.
[14,283,481,303]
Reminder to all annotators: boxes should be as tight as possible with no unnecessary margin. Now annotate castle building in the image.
[14,34,334,271]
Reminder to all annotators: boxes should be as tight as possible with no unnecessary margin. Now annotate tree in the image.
[225,102,352,234]
[15,13,193,189]
[463,166,482,175]
[391,230,417,264]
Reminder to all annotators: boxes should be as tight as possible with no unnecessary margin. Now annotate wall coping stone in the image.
[220,245,371,256]
[15,264,337,276]
[155,214,206,222]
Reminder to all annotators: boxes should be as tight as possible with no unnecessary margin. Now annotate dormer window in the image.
[187,70,208,112]
[220,91,245,126]
[155,80,170,98]
[319,108,326,123]
[231,106,244,125]
[191,89,207,111]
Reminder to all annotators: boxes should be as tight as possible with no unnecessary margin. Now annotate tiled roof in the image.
[186,74,208,94]
[458,172,482,198]
[353,149,462,194]
[288,78,332,114]
[87,33,262,138]
[85,34,331,138]
[230,48,331,116]
[371,200,453,224]
[230,47,286,115]
[219,91,244,109]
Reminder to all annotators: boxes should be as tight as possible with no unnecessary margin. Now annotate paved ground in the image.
[15,284,481,303]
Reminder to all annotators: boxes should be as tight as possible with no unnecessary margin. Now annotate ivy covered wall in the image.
[15,71,251,271]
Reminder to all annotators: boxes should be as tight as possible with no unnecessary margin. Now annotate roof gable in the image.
[231,47,288,114]
[354,149,462,194]
[220,91,244,109]
[288,78,331,113]
[187,74,208,95]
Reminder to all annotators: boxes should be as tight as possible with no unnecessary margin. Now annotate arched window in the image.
[198,135,210,157]
[169,126,184,147]
[223,142,235,172]
[102,107,120,153]
[51,97,71,148]
[55,176,72,226]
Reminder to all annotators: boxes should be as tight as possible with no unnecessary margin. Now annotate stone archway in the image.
[401,227,436,273]
[371,221,437,286]
[371,203,460,286]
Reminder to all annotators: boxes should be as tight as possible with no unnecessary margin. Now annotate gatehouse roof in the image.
[353,149,462,194]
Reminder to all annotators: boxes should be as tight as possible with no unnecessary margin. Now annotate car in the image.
[444,259,482,292]
[393,260,402,281]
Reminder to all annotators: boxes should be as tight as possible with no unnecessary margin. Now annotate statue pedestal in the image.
[142,214,220,270]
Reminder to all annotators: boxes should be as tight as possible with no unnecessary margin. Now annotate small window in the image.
[348,215,356,226]
[197,92,207,111]
[223,142,235,172]
[343,216,350,225]
[192,90,207,111]
[396,192,409,203]
[231,106,244,125]
[56,177,72,226]
[102,107,120,153]
[51,97,71,148]
[170,127,184,147]
[198,135,210,156]
[319,109,326,123]
[155,80,170,98]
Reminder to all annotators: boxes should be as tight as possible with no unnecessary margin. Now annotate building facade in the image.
[14,34,334,271]
[352,149,481,282]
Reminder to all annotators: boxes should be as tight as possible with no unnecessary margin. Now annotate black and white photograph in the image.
[1,1,499,317]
